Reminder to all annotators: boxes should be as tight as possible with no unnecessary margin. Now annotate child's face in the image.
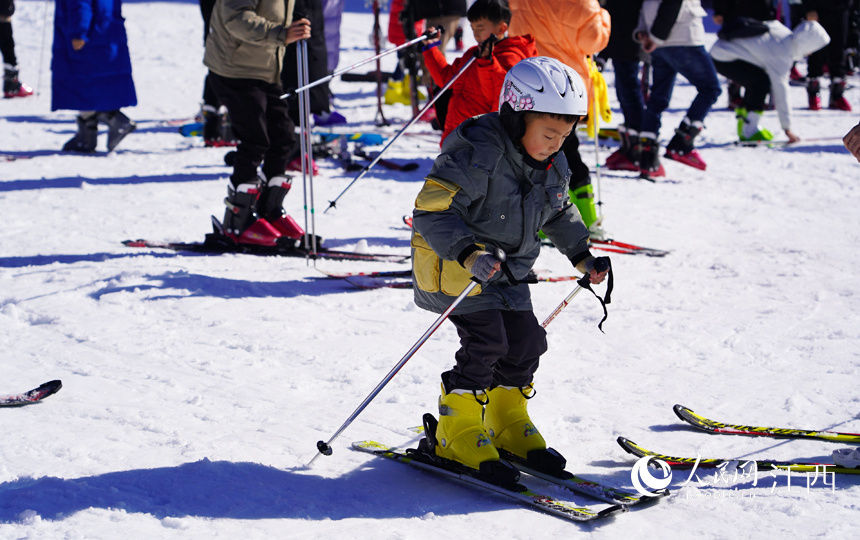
[520,114,575,162]
[470,17,507,44]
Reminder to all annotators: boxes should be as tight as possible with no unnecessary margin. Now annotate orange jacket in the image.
[423,35,538,143]
[508,0,610,110]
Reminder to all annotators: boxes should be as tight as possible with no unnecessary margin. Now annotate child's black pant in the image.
[208,72,297,185]
[443,309,547,392]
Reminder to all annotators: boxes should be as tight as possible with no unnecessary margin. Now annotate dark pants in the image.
[612,58,644,131]
[283,0,331,120]
[208,72,297,184]
[444,310,548,391]
[561,133,591,191]
[807,8,849,79]
[642,46,721,134]
[0,20,15,67]
[712,59,769,111]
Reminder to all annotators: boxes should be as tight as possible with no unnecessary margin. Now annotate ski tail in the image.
[673,404,860,443]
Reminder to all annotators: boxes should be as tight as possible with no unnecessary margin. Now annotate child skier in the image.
[421,0,537,144]
[411,56,609,483]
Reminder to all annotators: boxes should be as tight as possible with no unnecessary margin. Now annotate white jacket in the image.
[710,20,830,130]
[636,0,708,48]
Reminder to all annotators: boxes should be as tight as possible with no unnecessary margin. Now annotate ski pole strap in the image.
[577,257,613,332]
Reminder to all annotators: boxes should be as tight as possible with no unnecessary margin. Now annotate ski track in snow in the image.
[1,2,859,538]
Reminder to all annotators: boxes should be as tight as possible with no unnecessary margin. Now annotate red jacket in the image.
[423,35,538,143]
[388,0,424,46]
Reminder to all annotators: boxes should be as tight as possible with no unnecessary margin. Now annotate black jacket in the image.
[713,0,775,22]
[603,0,644,60]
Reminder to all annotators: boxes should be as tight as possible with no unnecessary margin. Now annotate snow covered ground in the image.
[1,1,858,538]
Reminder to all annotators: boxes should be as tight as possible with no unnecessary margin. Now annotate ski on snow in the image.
[351,440,626,522]
[124,217,409,263]
[402,216,669,258]
[617,437,860,475]
[674,404,860,444]
[0,380,62,407]
[318,269,585,290]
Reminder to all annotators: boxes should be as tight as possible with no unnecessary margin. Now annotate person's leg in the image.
[209,74,268,185]
[640,48,678,136]
[561,133,600,231]
[611,58,644,132]
[675,46,721,125]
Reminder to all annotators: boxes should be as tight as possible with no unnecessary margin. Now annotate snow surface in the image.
[1,2,859,538]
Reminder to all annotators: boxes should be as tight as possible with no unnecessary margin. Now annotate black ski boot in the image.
[62,114,98,153]
[637,132,665,179]
[222,178,282,246]
[3,63,33,98]
[98,110,136,152]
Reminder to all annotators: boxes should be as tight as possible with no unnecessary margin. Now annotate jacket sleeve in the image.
[412,148,489,262]
[220,0,288,45]
[650,0,683,42]
[768,69,792,131]
[423,46,477,88]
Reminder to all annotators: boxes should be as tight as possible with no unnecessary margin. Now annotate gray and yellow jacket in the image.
[204,0,295,84]
[411,113,591,315]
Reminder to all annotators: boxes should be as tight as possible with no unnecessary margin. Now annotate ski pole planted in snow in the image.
[296,35,318,257]
[280,26,442,100]
[325,54,479,212]
[309,249,506,465]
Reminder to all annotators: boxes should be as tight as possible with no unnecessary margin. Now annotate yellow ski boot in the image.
[484,384,567,475]
[384,78,410,105]
[422,385,519,486]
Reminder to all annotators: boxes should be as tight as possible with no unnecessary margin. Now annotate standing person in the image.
[634,0,721,177]
[1,0,32,97]
[51,0,137,153]
[199,0,235,147]
[603,0,645,172]
[803,0,853,111]
[710,18,829,143]
[411,57,609,481]
[204,0,311,246]
[421,0,537,144]
[508,0,610,238]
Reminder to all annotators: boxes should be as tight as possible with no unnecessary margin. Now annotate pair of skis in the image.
[353,439,664,524]
[319,269,584,290]
[618,404,860,474]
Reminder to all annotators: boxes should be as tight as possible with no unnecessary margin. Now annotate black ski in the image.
[352,440,625,522]
[0,380,63,407]
[353,147,419,171]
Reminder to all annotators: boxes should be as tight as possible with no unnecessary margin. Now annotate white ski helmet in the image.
[499,56,588,117]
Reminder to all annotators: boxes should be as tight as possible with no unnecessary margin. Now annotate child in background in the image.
[422,0,537,144]
[411,57,608,482]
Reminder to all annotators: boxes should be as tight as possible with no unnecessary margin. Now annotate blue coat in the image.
[51,0,137,111]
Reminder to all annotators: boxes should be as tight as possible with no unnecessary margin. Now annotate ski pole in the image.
[280,26,441,100]
[372,0,389,127]
[325,54,478,213]
[296,37,318,257]
[540,256,610,328]
[308,248,506,466]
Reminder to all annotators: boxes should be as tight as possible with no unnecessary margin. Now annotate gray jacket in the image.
[204,0,295,83]
[411,113,591,315]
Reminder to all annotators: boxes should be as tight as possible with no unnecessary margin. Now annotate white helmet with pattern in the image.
[499,56,588,117]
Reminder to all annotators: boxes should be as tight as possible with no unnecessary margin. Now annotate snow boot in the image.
[569,183,599,230]
[789,64,805,85]
[62,114,98,153]
[484,384,566,476]
[807,78,822,110]
[222,179,282,246]
[736,107,773,142]
[202,105,238,147]
[637,132,665,179]
[3,64,33,98]
[664,118,706,171]
[432,385,518,485]
[829,78,852,112]
[604,126,640,172]
[98,110,136,152]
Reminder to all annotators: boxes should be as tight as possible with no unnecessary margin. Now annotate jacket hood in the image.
[789,20,830,60]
